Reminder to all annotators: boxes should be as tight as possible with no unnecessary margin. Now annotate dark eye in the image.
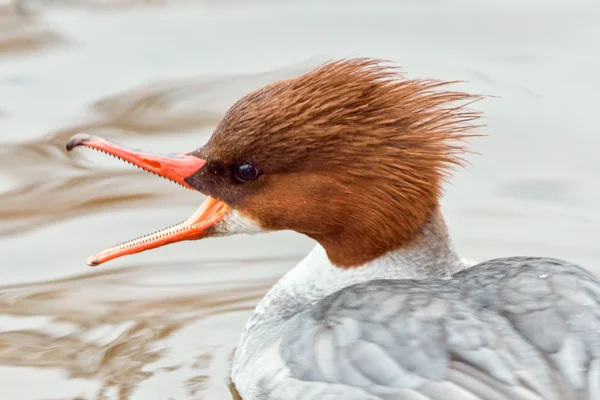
[233,163,259,183]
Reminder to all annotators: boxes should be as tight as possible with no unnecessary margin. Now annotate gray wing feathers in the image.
[496,261,600,397]
[279,257,600,399]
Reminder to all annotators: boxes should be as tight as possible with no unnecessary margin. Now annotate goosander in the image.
[66,59,600,400]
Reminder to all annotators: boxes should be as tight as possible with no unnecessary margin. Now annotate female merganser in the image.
[66,58,600,400]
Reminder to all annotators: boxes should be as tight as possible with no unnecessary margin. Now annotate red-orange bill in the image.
[66,133,230,266]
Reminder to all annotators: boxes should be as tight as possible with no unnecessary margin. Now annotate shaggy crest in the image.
[208,58,482,176]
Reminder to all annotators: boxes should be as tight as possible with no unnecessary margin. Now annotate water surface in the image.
[0,1,599,399]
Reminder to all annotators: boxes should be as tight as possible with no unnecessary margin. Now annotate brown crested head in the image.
[184,58,482,266]
[67,58,482,267]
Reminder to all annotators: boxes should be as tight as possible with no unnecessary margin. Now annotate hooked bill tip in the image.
[66,133,93,151]
[86,256,100,267]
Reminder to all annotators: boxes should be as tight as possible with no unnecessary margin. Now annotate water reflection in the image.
[0,2,62,56]
[1,1,599,399]
[0,257,292,399]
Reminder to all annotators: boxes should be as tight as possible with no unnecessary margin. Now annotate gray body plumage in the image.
[231,215,600,400]
[281,257,600,399]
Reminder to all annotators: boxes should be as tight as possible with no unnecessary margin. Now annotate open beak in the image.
[66,133,230,266]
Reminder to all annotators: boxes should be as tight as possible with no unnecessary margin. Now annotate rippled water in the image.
[0,1,599,399]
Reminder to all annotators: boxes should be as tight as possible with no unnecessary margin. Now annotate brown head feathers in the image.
[191,58,483,267]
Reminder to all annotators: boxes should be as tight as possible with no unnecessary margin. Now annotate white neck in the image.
[241,210,469,336]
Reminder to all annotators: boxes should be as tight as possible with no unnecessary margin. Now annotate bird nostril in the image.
[143,159,162,169]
